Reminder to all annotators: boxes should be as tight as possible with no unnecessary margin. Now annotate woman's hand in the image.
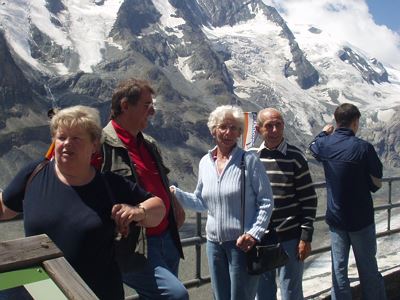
[116,224,130,238]
[236,233,257,252]
[111,204,145,229]
[112,197,165,228]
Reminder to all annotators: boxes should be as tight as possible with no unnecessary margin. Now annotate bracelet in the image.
[137,204,146,220]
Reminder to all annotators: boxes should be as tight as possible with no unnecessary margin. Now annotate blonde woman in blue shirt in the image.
[171,105,274,300]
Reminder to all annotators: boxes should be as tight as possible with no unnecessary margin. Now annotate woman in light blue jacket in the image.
[171,105,273,300]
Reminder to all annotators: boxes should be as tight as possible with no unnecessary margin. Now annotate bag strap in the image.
[24,159,50,195]
[240,152,246,234]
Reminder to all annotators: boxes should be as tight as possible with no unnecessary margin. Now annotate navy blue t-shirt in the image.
[3,160,152,300]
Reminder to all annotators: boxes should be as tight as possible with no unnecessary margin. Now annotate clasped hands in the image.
[236,233,256,252]
[111,204,145,237]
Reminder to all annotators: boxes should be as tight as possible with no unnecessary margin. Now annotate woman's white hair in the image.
[207,105,244,135]
[50,105,102,142]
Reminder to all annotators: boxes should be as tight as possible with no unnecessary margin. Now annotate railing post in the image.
[195,212,202,282]
[387,180,392,231]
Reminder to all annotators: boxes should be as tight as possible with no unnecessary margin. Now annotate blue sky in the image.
[366,0,400,34]
[263,0,400,68]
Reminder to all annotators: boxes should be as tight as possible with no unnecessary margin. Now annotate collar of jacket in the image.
[334,127,355,137]
[103,121,124,148]
[257,138,287,155]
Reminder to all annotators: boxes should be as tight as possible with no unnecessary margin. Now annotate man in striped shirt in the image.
[251,108,317,300]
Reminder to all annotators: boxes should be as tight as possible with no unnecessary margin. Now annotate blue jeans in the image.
[256,238,304,300]
[329,224,386,300]
[122,231,188,300]
[207,240,260,300]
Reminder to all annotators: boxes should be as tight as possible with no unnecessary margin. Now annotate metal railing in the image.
[157,176,400,297]
[2,177,399,299]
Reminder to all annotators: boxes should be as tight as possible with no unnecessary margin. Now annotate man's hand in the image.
[236,233,256,252]
[297,240,311,261]
[323,124,334,135]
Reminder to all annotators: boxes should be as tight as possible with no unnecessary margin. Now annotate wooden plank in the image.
[43,257,99,300]
[0,234,63,272]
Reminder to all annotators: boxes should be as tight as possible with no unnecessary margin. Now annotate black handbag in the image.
[240,153,289,275]
[102,174,148,273]
[245,228,289,275]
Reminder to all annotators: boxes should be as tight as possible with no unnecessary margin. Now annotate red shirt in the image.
[94,121,171,236]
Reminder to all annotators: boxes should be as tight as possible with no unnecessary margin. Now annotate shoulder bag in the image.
[240,152,289,275]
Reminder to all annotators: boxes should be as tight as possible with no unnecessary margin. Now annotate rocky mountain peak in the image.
[111,0,161,38]
[338,46,389,84]
[0,0,399,188]
[0,31,32,110]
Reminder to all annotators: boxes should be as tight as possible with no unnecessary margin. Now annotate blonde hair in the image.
[50,105,102,142]
[207,105,244,135]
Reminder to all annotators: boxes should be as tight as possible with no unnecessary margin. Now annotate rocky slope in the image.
[0,0,399,189]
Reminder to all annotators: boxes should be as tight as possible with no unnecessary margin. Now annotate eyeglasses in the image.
[144,99,156,111]
[264,122,283,130]
[217,124,240,132]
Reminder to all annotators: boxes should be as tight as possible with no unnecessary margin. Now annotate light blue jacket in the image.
[174,146,273,242]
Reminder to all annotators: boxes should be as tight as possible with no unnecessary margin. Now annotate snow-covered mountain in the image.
[0,0,399,189]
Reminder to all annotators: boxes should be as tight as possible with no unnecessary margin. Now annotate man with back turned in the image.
[309,103,386,300]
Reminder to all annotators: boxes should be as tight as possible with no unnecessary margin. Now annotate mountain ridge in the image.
[0,0,399,189]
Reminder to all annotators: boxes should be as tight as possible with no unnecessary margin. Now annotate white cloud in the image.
[262,0,400,69]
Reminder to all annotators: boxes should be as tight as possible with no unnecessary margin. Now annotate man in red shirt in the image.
[96,78,188,299]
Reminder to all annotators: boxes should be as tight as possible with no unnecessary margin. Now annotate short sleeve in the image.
[102,171,153,206]
[2,160,42,212]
